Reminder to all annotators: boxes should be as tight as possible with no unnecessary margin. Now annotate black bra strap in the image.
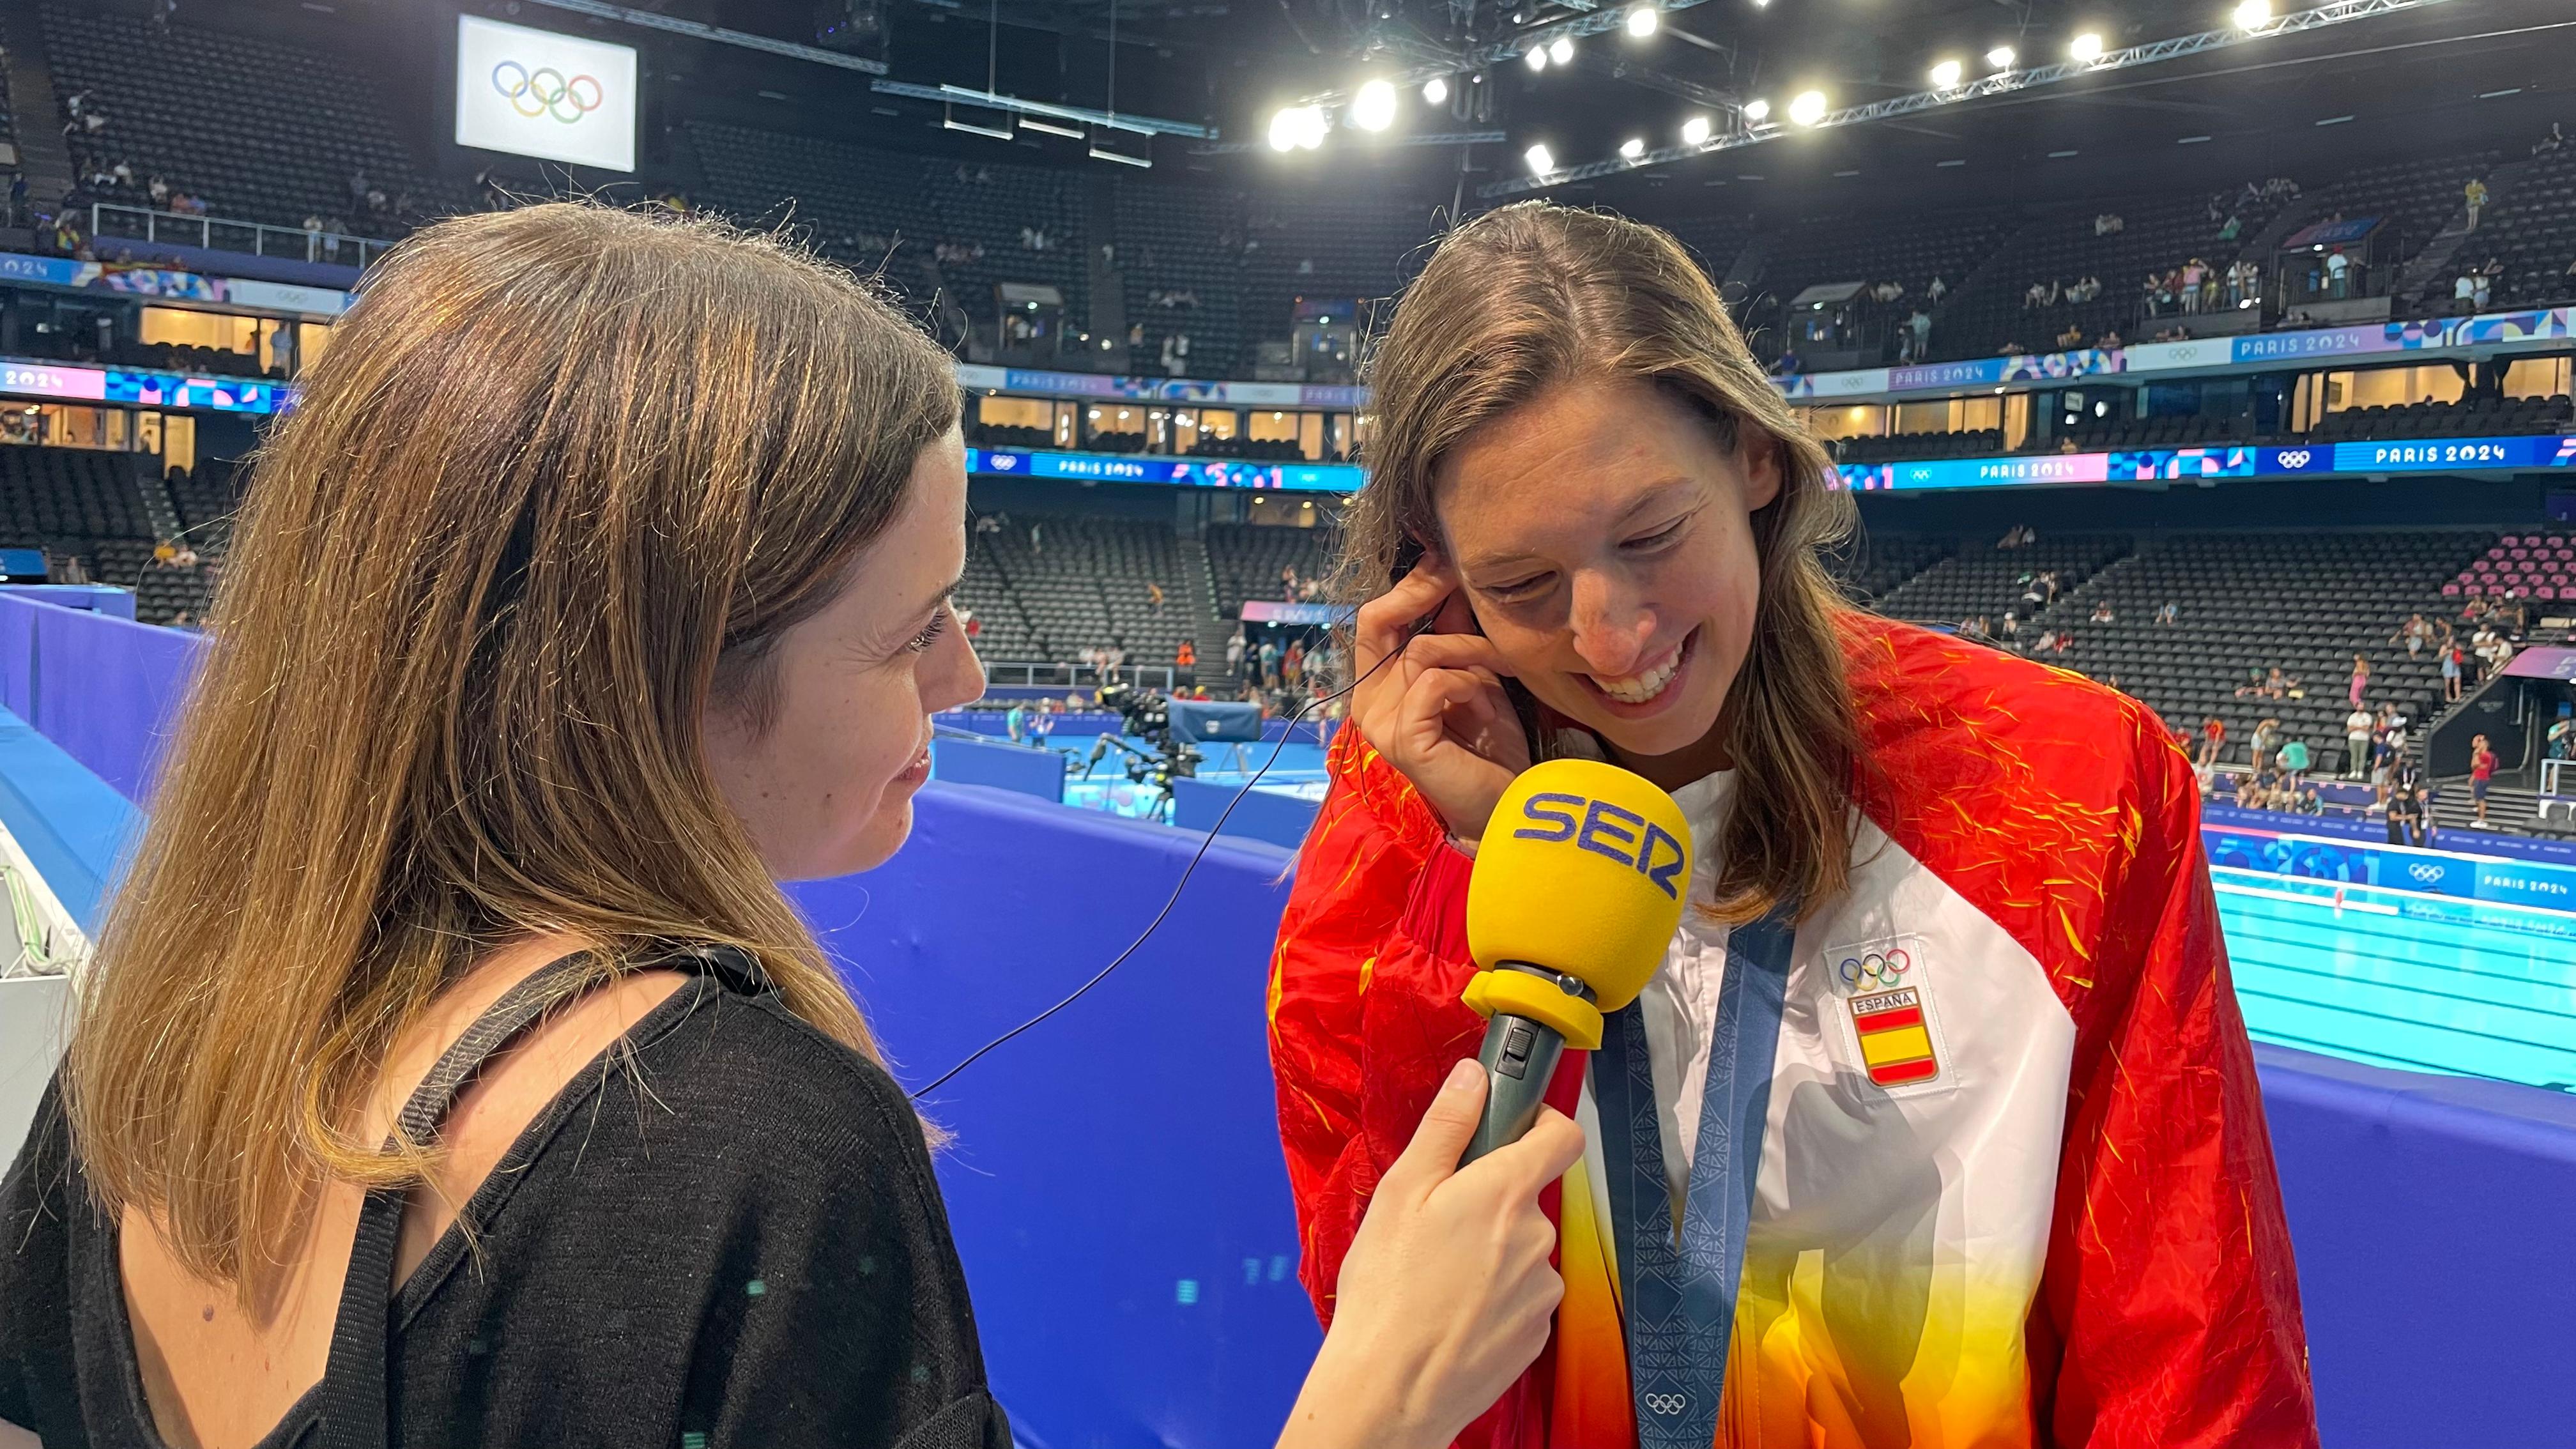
[312,944,729,1449]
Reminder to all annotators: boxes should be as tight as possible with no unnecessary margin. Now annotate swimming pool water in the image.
[2214,870,2576,1091]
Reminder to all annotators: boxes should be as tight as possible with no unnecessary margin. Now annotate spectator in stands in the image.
[1147,581,1165,612]
[2392,613,2430,659]
[2000,610,2019,638]
[2156,599,2179,625]
[2251,717,2283,770]
[1176,640,1195,673]
[2089,599,2115,624]
[2324,248,2350,300]
[2453,271,2478,315]
[2465,176,2488,233]
[2277,735,2310,788]
[1284,639,1307,689]
[2473,262,2495,312]
[2198,716,2227,770]
[2387,778,2425,846]
[151,537,177,566]
[1282,564,1301,601]
[2441,638,2464,700]
[2471,733,2499,823]
[2345,705,2373,779]
[1927,275,1949,302]
[1258,635,1280,686]
[1029,520,1044,555]
[2538,122,2566,157]
[2347,654,2369,709]
[2095,327,2123,349]
[2055,321,2085,350]
[1226,626,1245,678]
[1006,700,1029,743]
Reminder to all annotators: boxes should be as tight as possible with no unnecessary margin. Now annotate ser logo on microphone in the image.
[1512,792,1688,901]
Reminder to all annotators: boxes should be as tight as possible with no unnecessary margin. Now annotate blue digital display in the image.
[966,447,1362,493]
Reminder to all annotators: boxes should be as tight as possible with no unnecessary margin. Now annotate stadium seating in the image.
[1832,532,1956,604]
[681,122,949,324]
[962,513,1192,666]
[1931,186,2291,362]
[0,444,213,622]
[2009,530,2491,772]
[41,1,451,237]
[1206,522,1334,618]
[2296,149,2501,291]
[2306,393,2573,443]
[2484,140,2576,309]
[2450,532,2576,599]
[1834,428,2004,463]
[1742,210,2012,365]
[1872,532,2133,628]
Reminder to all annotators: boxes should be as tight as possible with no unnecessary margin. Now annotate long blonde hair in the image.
[65,203,960,1290]
[1335,201,1860,924]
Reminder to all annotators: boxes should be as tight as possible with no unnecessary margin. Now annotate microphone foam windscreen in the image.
[1465,757,1694,1015]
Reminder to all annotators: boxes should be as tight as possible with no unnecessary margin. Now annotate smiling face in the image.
[1432,379,1779,788]
[703,429,985,880]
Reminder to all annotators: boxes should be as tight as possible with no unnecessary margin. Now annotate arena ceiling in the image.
[232,0,2576,219]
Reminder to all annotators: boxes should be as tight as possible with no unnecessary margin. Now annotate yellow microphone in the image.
[1458,758,1694,1163]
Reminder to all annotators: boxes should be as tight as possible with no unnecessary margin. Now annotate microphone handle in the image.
[1460,1012,1565,1167]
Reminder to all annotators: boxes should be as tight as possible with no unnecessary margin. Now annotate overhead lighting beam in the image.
[518,0,887,73]
[870,80,1213,137]
[1282,0,1728,118]
[1481,0,2451,197]
[1019,116,1087,139]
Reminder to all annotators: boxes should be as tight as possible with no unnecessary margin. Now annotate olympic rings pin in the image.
[492,61,604,124]
[1836,947,1912,990]
[1641,1392,1689,1415]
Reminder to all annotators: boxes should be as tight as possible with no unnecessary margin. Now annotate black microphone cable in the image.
[908,614,1434,1100]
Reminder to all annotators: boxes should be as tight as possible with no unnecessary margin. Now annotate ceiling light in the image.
[2234,0,2270,27]
[1525,45,1549,72]
[1986,45,2016,69]
[1550,35,1575,65]
[1788,89,1827,125]
[1620,136,1646,157]
[1626,4,1659,37]
[2069,31,2104,61]
[1929,57,1962,88]
[1423,75,1449,103]
[1268,104,1328,151]
[1352,78,1397,131]
[1268,108,1300,151]
[1743,97,1771,122]
[1525,142,1556,174]
[1682,114,1712,145]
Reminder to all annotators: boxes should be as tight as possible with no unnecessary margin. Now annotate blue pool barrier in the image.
[0,584,134,619]
[930,735,1068,801]
[1,592,2569,1448]
[0,707,136,933]
[1169,775,1321,850]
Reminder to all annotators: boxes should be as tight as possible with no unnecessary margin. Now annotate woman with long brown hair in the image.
[1269,203,2317,1448]
[1,203,1580,1449]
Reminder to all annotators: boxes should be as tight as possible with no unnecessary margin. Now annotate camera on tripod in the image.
[1087,682,1201,795]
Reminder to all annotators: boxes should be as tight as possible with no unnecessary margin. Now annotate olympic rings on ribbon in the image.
[492,61,603,124]
[1836,947,1912,990]
[1641,1392,1690,1415]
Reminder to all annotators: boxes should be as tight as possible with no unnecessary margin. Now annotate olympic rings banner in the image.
[454,14,635,173]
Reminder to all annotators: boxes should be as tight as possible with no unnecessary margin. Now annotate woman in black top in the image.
[0,205,1579,1449]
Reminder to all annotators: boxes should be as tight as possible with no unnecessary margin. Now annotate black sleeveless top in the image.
[0,949,1010,1449]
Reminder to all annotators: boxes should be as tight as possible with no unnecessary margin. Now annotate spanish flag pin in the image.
[1849,986,1940,1087]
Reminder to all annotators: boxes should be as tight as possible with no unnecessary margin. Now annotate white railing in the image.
[2543,758,2568,798]
[88,203,397,270]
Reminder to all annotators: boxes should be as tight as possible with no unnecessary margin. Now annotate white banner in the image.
[454,15,636,173]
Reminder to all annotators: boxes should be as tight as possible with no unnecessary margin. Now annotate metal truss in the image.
[1287,0,1726,108]
[1481,0,2453,197]
[1193,129,1507,155]
[518,0,889,75]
